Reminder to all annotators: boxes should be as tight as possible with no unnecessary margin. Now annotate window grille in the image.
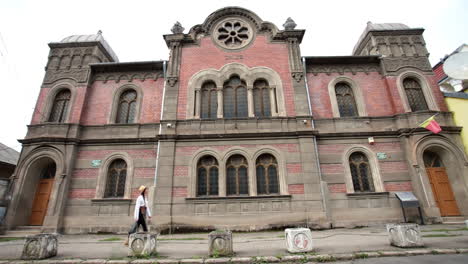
[253,80,271,117]
[201,82,218,119]
[226,155,249,195]
[196,156,219,196]
[335,83,358,117]
[223,76,248,118]
[403,78,428,111]
[256,154,279,195]
[349,152,374,192]
[48,90,71,122]
[116,90,137,123]
[104,159,127,198]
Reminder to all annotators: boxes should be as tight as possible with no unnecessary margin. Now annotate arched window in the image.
[197,156,219,196]
[200,82,218,119]
[226,155,249,195]
[223,76,248,118]
[104,159,127,198]
[48,90,71,122]
[116,90,137,123]
[349,152,374,192]
[253,80,271,117]
[335,82,358,117]
[403,78,428,112]
[256,154,279,195]
[423,151,444,168]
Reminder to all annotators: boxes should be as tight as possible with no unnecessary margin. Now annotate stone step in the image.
[442,216,466,224]
[15,225,42,230]
[2,229,41,238]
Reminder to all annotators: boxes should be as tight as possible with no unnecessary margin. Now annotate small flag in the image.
[419,115,442,134]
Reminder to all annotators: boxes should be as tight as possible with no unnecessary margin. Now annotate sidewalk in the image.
[0,224,467,263]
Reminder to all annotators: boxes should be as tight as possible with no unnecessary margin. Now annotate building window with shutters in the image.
[196,155,219,196]
[116,90,137,123]
[48,89,71,123]
[256,154,279,195]
[226,154,249,195]
[223,75,248,118]
[349,152,374,192]
[253,79,272,117]
[104,159,127,198]
[403,77,429,112]
[335,82,358,117]
[200,81,218,119]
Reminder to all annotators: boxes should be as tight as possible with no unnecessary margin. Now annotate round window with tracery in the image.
[213,18,253,50]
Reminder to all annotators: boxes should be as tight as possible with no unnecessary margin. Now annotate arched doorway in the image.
[423,151,461,216]
[29,160,56,225]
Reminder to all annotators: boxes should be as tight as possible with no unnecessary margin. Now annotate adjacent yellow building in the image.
[444,91,468,153]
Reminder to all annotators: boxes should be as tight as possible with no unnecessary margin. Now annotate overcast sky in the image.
[0,0,466,152]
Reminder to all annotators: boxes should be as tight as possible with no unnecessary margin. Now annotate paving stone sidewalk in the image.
[0,224,467,263]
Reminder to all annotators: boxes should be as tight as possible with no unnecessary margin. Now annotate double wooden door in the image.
[29,178,54,226]
[426,167,461,216]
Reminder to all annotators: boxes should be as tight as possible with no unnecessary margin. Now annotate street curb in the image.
[2,248,468,263]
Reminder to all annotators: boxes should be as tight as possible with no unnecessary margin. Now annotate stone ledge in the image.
[3,248,468,264]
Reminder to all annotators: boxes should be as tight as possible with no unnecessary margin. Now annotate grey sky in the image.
[0,0,466,151]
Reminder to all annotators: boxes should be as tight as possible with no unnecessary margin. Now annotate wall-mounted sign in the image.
[91,160,102,168]
[376,152,387,160]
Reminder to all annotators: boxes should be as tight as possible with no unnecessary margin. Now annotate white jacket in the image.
[134,195,151,220]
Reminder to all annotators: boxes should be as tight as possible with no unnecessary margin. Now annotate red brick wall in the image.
[172,187,187,197]
[175,143,300,157]
[307,71,447,118]
[76,149,157,160]
[174,166,189,177]
[177,35,295,119]
[69,188,95,199]
[286,163,303,173]
[432,63,447,82]
[318,142,402,155]
[80,79,164,125]
[384,181,412,191]
[328,183,346,193]
[288,184,305,194]
[72,168,98,179]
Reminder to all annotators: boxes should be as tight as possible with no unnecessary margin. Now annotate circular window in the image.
[212,18,253,50]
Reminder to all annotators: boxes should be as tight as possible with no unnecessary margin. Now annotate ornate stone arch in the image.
[188,148,223,197]
[108,83,144,124]
[412,135,468,215]
[186,63,286,119]
[6,145,65,228]
[396,70,439,112]
[327,76,367,118]
[252,147,288,195]
[95,152,134,199]
[342,145,384,193]
[42,81,77,123]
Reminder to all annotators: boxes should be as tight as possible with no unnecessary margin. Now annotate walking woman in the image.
[125,185,152,245]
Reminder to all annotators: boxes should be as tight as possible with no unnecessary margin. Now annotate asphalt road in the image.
[329,254,468,264]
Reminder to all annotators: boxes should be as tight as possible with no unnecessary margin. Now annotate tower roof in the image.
[59,31,119,62]
[353,22,412,55]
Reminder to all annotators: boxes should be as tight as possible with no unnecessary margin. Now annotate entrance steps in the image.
[1,226,41,238]
[442,216,466,224]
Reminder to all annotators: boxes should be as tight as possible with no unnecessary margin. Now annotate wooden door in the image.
[29,179,54,226]
[426,167,461,216]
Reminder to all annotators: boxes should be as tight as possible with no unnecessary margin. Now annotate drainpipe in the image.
[302,57,331,226]
[154,60,167,186]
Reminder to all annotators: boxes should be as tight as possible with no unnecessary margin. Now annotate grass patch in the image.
[422,233,461,238]
[354,253,369,259]
[0,237,24,242]
[421,228,468,232]
[316,255,337,262]
[158,237,206,241]
[98,237,122,242]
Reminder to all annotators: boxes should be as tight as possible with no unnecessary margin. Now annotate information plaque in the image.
[394,192,424,224]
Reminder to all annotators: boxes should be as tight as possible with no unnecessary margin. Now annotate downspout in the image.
[154,60,167,186]
[302,57,330,226]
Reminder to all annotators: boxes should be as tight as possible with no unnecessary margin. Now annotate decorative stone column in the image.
[285,228,314,253]
[208,230,233,256]
[128,232,158,257]
[247,86,254,117]
[21,233,58,260]
[217,87,223,118]
[386,224,424,248]
[194,87,201,118]
[269,85,278,117]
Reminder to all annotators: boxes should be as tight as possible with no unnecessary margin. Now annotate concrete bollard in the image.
[386,224,424,248]
[285,228,314,253]
[208,230,233,257]
[127,232,157,257]
[21,233,58,260]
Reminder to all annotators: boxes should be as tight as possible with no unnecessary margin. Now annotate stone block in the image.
[127,232,157,257]
[465,220,468,228]
[21,233,58,260]
[386,224,424,248]
[208,230,233,257]
[284,228,314,253]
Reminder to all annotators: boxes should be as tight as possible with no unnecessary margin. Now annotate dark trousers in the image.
[128,212,148,235]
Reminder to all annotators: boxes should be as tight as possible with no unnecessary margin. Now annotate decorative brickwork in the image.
[320,164,345,174]
[384,181,413,191]
[328,184,347,193]
[77,149,156,160]
[286,163,303,173]
[134,168,154,178]
[288,184,304,194]
[174,166,188,177]
[69,189,96,199]
[379,161,408,172]
[172,187,187,197]
[72,168,98,178]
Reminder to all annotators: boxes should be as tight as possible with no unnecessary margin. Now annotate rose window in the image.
[213,18,253,50]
